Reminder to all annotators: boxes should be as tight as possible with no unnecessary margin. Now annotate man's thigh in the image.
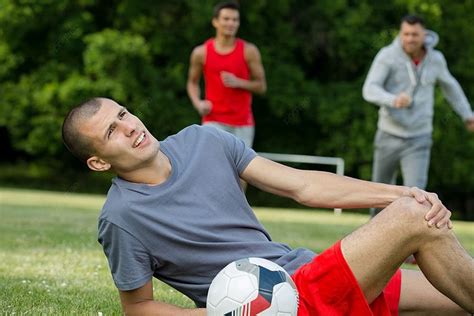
[372,130,403,184]
[341,197,426,303]
[400,134,432,189]
[399,269,466,315]
[232,125,254,148]
[202,122,254,147]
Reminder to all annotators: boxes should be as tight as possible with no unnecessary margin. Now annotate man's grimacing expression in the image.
[79,99,160,173]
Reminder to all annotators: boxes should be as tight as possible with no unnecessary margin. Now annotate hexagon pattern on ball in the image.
[207,257,299,316]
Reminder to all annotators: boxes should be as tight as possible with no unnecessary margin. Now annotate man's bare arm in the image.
[119,280,206,316]
[187,45,212,116]
[241,156,452,227]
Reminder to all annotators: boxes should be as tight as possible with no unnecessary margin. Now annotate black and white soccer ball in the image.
[207,257,299,316]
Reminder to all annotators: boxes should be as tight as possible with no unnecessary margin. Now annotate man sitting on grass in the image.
[62,97,473,315]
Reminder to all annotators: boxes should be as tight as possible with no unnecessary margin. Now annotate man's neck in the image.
[118,151,172,186]
[406,47,426,60]
[214,34,236,53]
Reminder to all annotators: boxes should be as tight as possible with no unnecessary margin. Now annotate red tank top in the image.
[203,38,254,126]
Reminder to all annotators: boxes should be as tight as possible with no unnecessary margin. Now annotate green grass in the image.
[1,188,473,314]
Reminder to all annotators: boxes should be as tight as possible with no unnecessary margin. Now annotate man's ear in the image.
[211,18,218,28]
[86,156,111,172]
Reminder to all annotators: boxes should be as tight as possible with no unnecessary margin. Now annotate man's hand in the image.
[403,187,453,229]
[465,117,474,132]
[221,71,242,88]
[393,92,412,108]
[196,100,212,116]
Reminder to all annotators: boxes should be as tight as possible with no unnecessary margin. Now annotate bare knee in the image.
[379,197,445,238]
[384,196,429,221]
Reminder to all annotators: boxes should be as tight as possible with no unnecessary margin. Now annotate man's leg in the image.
[400,134,432,189]
[232,125,255,148]
[371,130,402,216]
[341,197,474,312]
[399,269,467,315]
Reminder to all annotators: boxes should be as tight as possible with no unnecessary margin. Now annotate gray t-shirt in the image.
[98,125,315,307]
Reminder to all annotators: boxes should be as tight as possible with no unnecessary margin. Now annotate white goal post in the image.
[257,152,345,215]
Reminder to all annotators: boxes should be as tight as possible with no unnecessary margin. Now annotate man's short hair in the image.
[62,98,102,162]
[213,1,240,18]
[401,14,425,27]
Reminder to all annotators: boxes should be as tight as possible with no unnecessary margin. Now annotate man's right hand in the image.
[393,92,412,108]
[196,100,212,116]
[402,186,453,229]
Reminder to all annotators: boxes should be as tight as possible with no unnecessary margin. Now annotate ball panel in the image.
[272,283,299,313]
[228,275,258,303]
[206,272,230,307]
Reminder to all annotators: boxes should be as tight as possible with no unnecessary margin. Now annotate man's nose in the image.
[117,120,136,136]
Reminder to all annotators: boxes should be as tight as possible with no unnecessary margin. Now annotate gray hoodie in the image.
[363,30,472,138]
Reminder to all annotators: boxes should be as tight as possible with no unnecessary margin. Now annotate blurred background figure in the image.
[187,0,267,148]
[363,14,474,218]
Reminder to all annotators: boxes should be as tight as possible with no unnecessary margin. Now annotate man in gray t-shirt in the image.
[62,97,473,315]
[97,122,314,306]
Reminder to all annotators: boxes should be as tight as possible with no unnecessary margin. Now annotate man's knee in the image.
[388,196,428,214]
[382,197,432,232]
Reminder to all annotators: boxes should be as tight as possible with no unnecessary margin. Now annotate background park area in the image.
[0,0,473,313]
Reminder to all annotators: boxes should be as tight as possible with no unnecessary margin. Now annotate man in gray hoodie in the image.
[363,14,474,217]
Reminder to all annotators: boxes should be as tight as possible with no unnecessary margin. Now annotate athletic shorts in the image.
[202,121,255,148]
[292,240,402,316]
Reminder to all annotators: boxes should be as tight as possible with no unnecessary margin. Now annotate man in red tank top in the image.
[187,1,266,148]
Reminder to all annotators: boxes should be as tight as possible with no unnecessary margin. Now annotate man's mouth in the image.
[133,131,146,148]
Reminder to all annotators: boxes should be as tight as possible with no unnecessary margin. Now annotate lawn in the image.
[1,188,473,314]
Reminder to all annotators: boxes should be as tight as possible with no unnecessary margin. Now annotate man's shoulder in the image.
[190,44,206,63]
[376,44,397,58]
[243,40,260,53]
[100,180,130,219]
[428,49,446,62]
[242,40,262,63]
[165,125,221,147]
[175,124,210,137]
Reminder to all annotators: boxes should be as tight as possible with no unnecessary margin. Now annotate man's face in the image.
[212,8,240,37]
[79,98,160,173]
[400,22,426,55]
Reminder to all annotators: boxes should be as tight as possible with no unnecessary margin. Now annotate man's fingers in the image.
[448,220,453,229]
[407,188,453,229]
[408,187,427,203]
[425,201,442,221]
[428,208,450,228]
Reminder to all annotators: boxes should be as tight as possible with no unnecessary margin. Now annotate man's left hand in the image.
[404,187,453,229]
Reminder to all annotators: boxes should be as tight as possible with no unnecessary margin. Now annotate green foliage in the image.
[0,0,472,212]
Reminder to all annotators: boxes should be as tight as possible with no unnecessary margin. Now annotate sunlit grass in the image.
[1,188,472,314]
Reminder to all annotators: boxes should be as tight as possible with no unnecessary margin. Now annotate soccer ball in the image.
[207,257,299,316]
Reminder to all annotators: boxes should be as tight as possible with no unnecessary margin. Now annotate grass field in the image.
[1,188,473,314]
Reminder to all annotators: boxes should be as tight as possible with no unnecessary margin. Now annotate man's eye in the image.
[119,111,127,119]
[107,127,115,138]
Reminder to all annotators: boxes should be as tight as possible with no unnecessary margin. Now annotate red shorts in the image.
[292,240,402,316]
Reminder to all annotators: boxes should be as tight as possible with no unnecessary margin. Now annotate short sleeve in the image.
[98,219,154,291]
[203,126,257,174]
